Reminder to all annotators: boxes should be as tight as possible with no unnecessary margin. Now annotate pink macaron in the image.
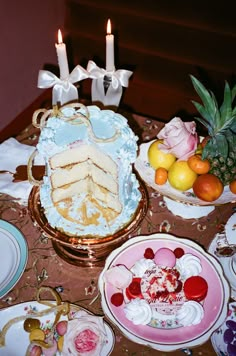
[154,247,176,268]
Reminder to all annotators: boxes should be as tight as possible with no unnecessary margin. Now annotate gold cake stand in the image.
[28,179,148,267]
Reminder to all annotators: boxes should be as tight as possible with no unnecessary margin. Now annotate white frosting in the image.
[124,298,152,325]
[103,265,133,289]
[37,105,141,237]
[176,253,202,280]
[175,301,204,326]
[130,258,156,278]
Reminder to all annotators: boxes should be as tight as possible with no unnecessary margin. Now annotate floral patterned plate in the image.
[0,301,115,355]
[211,302,236,355]
[98,233,230,352]
[135,141,236,206]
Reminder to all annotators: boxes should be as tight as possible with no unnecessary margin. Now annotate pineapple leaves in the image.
[213,135,228,159]
[220,81,232,125]
[190,75,219,131]
[232,84,236,102]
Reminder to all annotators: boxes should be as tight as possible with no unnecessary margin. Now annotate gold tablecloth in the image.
[0,111,235,355]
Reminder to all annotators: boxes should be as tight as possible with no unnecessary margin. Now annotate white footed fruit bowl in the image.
[135,141,236,219]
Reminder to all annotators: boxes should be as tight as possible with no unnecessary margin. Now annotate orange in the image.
[187,154,210,174]
[155,167,168,185]
[229,180,236,194]
[193,173,223,202]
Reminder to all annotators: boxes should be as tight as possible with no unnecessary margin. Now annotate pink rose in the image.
[61,311,107,356]
[157,117,199,160]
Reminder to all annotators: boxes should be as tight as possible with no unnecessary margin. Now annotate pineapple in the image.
[190,75,236,186]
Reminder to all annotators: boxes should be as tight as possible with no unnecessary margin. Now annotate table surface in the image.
[0,106,235,355]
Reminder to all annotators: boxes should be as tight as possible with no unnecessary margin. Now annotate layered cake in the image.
[30,103,141,237]
[104,246,208,328]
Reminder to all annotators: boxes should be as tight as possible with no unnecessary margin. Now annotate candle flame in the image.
[107,19,112,35]
[58,29,63,44]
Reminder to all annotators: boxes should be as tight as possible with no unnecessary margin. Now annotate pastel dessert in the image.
[104,246,208,328]
[30,103,141,238]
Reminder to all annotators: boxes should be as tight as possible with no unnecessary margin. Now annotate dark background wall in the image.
[0,0,65,132]
[1,0,236,134]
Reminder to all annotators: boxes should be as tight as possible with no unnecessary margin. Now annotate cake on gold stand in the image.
[29,179,148,267]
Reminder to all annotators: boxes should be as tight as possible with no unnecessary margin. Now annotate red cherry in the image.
[111,292,124,306]
[126,278,143,300]
[174,247,185,258]
[144,248,155,259]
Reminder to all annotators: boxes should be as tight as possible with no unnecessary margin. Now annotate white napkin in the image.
[0,138,44,205]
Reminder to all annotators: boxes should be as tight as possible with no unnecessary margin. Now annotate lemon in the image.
[148,140,176,170]
[168,161,197,191]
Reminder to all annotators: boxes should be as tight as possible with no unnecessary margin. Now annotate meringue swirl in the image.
[176,301,204,326]
[130,258,156,278]
[176,253,202,280]
[124,299,152,325]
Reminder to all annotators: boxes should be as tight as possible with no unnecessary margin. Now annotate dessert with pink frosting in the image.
[103,246,208,328]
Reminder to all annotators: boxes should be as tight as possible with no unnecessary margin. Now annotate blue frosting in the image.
[37,105,141,237]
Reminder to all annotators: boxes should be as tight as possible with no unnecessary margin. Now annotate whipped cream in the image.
[176,253,202,280]
[130,258,155,278]
[124,298,152,325]
[103,265,133,289]
[176,301,204,327]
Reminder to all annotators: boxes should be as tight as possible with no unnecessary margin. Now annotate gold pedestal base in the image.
[29,180,148,267]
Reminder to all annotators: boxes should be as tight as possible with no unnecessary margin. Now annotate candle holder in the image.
[87,60,133,108]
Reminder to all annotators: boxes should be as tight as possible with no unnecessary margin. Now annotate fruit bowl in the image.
[135,141,236,207]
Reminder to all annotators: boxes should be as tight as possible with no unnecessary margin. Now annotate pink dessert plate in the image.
[135,141,236,206]
[98,233,230,352]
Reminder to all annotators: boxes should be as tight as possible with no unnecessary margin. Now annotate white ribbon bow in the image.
[38,65,89,105]
[87,60,133,107]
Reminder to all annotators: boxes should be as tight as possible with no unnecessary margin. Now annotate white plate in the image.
[135,141,236,206]
[211,302,236,355]
[225,213,236,244]
[99,233,230,352]
[0,220,28,298]
[208,233,236,300]
[0,301,115,355]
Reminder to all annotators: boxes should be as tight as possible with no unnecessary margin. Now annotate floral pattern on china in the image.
[103,245,208,329]
[0,287,114,356]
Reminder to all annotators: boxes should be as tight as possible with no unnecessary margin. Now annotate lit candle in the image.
[55,29,69,80]
[106,19,115,72]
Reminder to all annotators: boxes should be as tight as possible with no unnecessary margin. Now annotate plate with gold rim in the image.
[98,233,230,352]
[0,301,115,355]
[135,141,236,206]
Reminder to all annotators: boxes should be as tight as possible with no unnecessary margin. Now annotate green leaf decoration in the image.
[190,75,217,120]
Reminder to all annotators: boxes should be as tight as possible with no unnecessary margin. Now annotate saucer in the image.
[211,302,236,355]
[208,233,236,300]
[225,213,236,244]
